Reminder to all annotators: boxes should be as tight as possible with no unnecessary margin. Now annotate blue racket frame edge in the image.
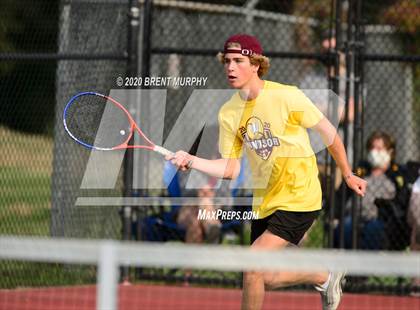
[63,91,112,151]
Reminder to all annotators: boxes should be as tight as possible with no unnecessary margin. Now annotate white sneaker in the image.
[315,272,346,310]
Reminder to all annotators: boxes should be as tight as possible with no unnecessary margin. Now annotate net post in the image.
[97,241,119,310]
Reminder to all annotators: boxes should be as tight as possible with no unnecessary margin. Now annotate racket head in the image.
[63,92,133,150]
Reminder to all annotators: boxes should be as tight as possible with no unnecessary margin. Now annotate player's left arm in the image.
[312,117,367,197]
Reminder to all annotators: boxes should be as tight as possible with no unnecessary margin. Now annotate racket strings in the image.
[65,94,131,149]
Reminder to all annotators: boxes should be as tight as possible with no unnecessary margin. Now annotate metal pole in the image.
[131,0,153,280]
[351,0,364,249]
[121,0,140,282]
[338,0,353,248]
[320,0,334,247]
[327,0,342,248]
[137,0,153,228]
[142,0,152,79]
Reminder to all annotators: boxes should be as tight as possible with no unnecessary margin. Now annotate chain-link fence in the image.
[347,0,419,255]
[1,1,58,237]
[51,0,129,240]
[141,0,333,252]
[1,0,419,292]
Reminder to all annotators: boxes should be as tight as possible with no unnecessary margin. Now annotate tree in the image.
[0,0,58,134]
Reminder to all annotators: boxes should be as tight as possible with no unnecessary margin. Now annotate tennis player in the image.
[166,34,367,310]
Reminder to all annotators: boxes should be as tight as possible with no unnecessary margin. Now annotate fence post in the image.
[351,0,364,250]
[121,0,141,282]
[326,0,343,248]
[97,242,119,310]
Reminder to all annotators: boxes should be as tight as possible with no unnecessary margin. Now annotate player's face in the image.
[224,53,257,89]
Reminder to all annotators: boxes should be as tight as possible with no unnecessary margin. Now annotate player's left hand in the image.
[345,174,367,197]
[165,150,194,171]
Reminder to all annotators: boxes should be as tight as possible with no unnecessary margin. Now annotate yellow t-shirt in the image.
[218,80,324,218]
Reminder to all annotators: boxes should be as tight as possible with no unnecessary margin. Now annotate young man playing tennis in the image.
[166,34,367,310]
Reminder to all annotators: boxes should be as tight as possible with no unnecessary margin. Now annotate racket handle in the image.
[153,145,174,157]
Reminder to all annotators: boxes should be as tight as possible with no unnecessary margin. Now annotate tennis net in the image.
[0,236,419,310]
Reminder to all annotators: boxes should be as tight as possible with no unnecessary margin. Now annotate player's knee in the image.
[243,271,263,284]
[263,273,277,290]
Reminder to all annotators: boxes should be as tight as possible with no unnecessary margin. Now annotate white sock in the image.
[319,272,332,291]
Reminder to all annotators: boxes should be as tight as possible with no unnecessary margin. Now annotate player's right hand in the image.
[345,174,367,197]
[165,150,194,171]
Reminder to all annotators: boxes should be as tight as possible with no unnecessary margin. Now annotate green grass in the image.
[0,127,122,289]
[0,166,51,235]
[0,126,76,289]
[0,262,97,289]
[304,217,324,248]
[0,125,53,236]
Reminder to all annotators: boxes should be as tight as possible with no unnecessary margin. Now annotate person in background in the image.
[407,172,420,292]
[342,130,409,250]
[176,180,222,245]
[176,180,221,285]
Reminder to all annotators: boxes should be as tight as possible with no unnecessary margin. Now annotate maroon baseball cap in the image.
[223,34,263,56]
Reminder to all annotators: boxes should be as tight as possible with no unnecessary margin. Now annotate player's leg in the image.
[242,229,289,310]
[261,210,329,287]
[263,210,345,309]
[242,210,343,310]
[247,230,329,289]
[242,230,329,310]
[253,235,345,310]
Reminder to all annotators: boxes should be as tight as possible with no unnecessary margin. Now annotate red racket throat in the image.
[104,95,154,151]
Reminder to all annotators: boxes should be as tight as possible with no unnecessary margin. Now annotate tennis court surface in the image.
[1,283,419,310]
[1,237,419,310]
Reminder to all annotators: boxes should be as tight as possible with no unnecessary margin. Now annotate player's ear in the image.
[252,62,260,74]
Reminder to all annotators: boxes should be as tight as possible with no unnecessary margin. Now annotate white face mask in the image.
[367,149,391,168]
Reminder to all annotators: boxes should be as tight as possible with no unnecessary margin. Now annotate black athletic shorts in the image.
[250,210,320,245]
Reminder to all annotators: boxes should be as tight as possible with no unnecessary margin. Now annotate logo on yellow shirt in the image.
[240,116,280,160]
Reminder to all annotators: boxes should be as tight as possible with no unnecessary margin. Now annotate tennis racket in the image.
[63,91,173,156]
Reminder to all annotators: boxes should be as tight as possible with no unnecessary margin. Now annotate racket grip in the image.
[153,145,174,157]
